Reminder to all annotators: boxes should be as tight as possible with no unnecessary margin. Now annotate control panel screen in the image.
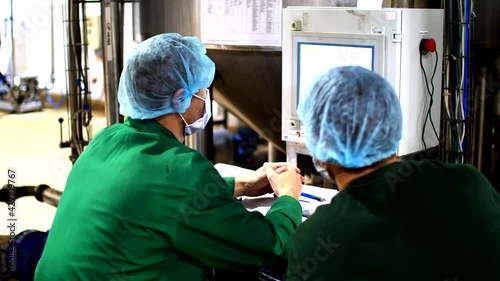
[298,43,374,104]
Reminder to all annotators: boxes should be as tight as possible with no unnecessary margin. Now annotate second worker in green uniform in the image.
[287,66,500,281]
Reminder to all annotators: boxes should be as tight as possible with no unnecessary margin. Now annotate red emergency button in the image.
[420,38,437,55]
[424,38,436,52]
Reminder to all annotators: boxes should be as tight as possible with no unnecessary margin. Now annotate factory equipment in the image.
[58,0,93,164]
[0,0,44,114]
[281,7,444,163]
[470,0,500,187]
[0,0,91,276]
[0,184,61,280]
[5,230,49,281]
[0,184,62,209]
[0,76,44,113]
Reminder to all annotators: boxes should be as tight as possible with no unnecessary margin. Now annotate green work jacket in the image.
[35,117,302,281]
[287,160,500,281]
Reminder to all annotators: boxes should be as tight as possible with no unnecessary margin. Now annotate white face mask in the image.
[179,91,211,136]
[313,158,336,184]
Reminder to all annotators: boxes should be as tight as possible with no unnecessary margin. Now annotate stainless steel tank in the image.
[207,46,284,151]
[136,0,201,38]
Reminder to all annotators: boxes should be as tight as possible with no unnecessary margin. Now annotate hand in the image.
[234,167,272,197]
[264,163,303,200]
[234,163,304,197]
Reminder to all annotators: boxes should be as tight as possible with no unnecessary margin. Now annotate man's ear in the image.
[171,88,185,110]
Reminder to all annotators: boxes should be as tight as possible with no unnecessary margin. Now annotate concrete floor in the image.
[0,104,106,235]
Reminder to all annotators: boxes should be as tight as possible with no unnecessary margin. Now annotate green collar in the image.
[344,162,403,204]
[124,117,178,142]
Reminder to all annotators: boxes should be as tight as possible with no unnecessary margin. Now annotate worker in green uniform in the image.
[287,66,500,281]
[34,33,304,281]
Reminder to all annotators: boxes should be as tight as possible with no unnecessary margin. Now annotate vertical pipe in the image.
[463,0,470,160]
[495,75,500,116]
[50,0,55,79]
[101,0,122,126]
[81,2,92,130]
[441,0,448,162]
[476,67,487,171]
[9,0,15,78]
[286,142,298,166]
[185,130,208,160]
[67,0,81,163]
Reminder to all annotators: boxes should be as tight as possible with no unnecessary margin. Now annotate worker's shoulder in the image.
[441,162,491,186]
[378,160,490,195]
[165,142,208,160]
[90,122,139,143]
[161,142,216,173]
[397,159,480,177]
[422,160,485,179]
[406,160,491,190]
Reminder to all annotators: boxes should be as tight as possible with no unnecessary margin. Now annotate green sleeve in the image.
[223,177,235,196]
[443,165,500,280]
[173,155,302,270]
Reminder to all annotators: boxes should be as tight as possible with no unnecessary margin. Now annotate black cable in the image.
[420,54,431,149]
[420,50,441,150]
[420,47,439,149]
[443,0,462,161]
[428,51,440,140]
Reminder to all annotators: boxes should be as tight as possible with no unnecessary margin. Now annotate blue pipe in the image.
[45,89,66,108]
[463,0,470,151]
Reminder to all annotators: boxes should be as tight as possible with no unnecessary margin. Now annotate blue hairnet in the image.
[118,33,215,119]
[298,66,402,168]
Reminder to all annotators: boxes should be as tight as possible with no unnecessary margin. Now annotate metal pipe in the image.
[101,0,122,126]
[495,57,500,116]
[0,185,36,203]
[185,132,207,159]
[9,0,15,78]
[50,0,55,79]
[0,184,62,207]
[81,1,92,130]
[67,0,81,163]
[475,67,488,171]
[495,90,500,116]
[39,188,62,208]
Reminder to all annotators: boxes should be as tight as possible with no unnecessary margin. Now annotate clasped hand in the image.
[234,162,304,200]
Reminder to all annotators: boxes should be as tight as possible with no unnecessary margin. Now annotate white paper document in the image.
[241,185,337,221]
[200,0,282,46]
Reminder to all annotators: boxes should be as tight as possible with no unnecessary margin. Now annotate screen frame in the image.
[290,31,386,119]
